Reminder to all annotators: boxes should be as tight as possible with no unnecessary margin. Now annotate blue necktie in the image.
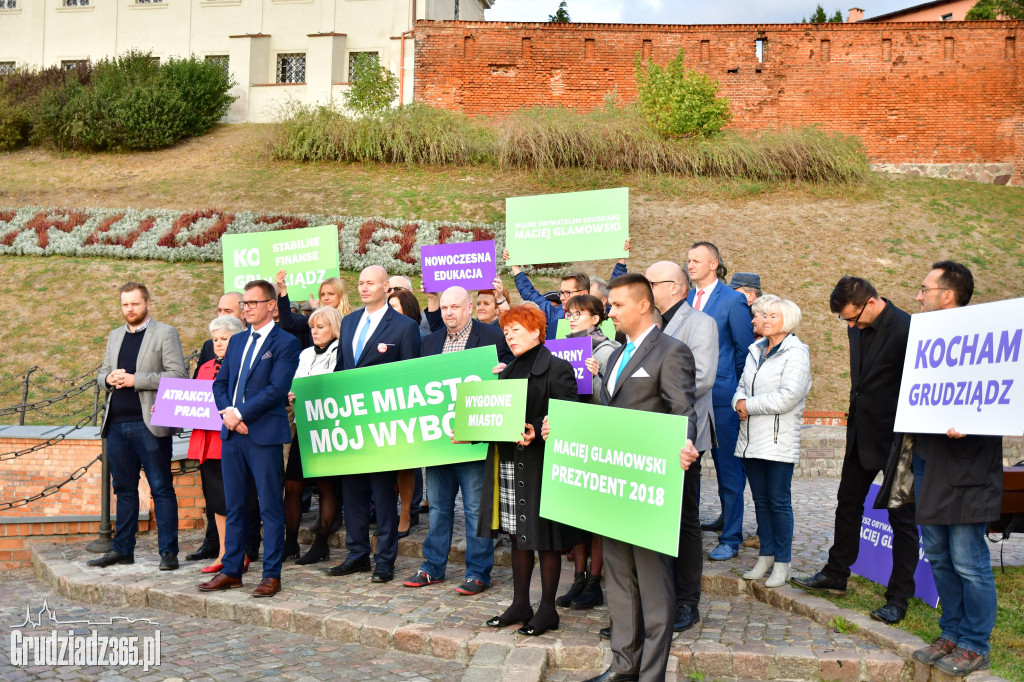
[614,341,636,389]
[234,332,260,405]
[354,314,371,360]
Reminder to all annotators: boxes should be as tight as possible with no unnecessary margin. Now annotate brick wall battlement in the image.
[414,20,1023,185]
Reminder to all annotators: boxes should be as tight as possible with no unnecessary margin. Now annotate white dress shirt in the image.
[233,320,275,409]
[606,323,657,395]
[693,279,718,312]
[351,305,388,361]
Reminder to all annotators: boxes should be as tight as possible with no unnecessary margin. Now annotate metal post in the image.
[85,438,113,554]
[17,367,34,427]
[91,381,101,427]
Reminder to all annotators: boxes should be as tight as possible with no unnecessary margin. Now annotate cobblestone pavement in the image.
[0,569,468,681]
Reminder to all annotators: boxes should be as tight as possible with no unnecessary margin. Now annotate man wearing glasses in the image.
[792,276,917,625]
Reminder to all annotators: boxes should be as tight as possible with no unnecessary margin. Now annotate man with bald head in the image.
[645,260,718,634]
[403,286,512,594]
[327,266,421,583]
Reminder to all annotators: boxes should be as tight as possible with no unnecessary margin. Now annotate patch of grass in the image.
[820,572,1024,680]
[828,615,858,634]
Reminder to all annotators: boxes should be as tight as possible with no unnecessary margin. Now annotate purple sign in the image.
[150,378,223,431]
[849,484,939,608]
[545,337,593,395]
[421,240,497,293]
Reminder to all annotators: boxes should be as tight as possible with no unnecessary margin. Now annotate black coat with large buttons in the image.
[476,344,585,551]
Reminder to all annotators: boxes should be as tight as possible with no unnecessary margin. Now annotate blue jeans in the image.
[711,405,746,549]
[913,455,997,655]
[743,457,794,562]
[421,460,493,583]
[107,420,178,557]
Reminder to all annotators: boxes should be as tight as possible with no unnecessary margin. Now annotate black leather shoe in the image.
[673,604,700,632]
[700,515,724,532]
[790,571,847,596]
[326,556,371,576]
[87,551,134,568]
[185,544,218,562]
[158,552,179,571]
[485,608,533,628]
[517,615,559,637]
[870,602,906,625]
[584,668,639,682]
[371,564,394,583]
[598,626,611,640]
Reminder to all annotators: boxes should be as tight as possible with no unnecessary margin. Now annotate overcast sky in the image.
[484,1,920,23]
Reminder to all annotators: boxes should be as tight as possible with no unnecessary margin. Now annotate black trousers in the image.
[674,452,703,608]
[824,450,918,609]
[342,471,399,566]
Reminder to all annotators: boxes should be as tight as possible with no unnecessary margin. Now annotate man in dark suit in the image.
[687,241,754,561]
[327,266,421,583]
[583,273,700,682]
[200,279,301,598]
[646,260,718,634]
[792,276,918,624]
[403,286,512,595]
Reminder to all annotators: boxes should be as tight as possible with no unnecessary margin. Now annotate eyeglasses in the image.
[648,280,678,287]
[559,289,585,299]
[241,299,272,309]
[387,286,406,294]
[564,310,589,321]
[837,304,866,324]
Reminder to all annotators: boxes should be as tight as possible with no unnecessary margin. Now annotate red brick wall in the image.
[0,437,204,570]
[414,20,1024,184]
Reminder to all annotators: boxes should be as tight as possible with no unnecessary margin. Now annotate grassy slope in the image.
[1,123,1022,414]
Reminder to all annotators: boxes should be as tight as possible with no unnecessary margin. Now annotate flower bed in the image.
[0,207,568,276]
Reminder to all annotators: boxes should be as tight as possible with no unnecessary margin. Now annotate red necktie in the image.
[695,289,705,311]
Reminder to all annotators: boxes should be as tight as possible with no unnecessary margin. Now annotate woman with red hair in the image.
[477,304,581,637]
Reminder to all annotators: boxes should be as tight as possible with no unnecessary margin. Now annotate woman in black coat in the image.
[477,304,581,636]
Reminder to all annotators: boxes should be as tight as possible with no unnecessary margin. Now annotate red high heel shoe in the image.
[201,562,224,574]
[243,555,251,573]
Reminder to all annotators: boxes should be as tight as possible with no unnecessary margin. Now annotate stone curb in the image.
[30,543,1007,681]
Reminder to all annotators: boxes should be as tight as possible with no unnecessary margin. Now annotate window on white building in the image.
[63,0,90,7]
[0,62,16,75]
[61,60,89,70]
[348,51,379,82]
[205,55,229,73]
[0,0,17,9]
[135,0,164,4]
[276,54,306,84]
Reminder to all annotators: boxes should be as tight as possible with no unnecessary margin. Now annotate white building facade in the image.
[0,0,493,122]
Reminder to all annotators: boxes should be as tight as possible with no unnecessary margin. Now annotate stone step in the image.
[30,538,996,682]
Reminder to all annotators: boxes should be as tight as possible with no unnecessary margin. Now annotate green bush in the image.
[343,53,399,118]
[634,49,732,139]
[2,51,234,152]
[0,64,92,151]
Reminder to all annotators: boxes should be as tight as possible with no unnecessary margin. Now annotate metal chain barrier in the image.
[0,406,104,461]
[0,379,98,418]
[0,455,101,511]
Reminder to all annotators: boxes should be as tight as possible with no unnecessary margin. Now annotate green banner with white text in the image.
[539,399,686,556]
[221,224,340,302]
[292,346,498,476]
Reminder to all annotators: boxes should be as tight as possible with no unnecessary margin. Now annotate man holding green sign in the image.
[542,273,699,682]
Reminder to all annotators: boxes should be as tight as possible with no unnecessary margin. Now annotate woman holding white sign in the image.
[478,304,581,637]
[732,298,812,589]
[284,305,343,565]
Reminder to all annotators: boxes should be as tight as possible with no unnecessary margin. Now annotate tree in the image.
[633,49,732,139]
[342,53,398,117]
[966,0,1024,19]
[801,4,845,22]
[548,1,571,23]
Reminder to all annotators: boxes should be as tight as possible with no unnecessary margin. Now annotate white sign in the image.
[894,298,1024,436]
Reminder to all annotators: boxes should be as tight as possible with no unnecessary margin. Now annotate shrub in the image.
[0,64,92,151]
[343,53,399,117]
[634,49,732,139]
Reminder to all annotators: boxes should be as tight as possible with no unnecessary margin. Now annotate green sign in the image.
[452,379,528,443]
[221,224,341,302]
[292,346,499,476]
[539,399,686,556]
[555,318,617,342]
[505,187,629,265]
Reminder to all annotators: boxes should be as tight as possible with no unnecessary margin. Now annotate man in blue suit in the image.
[404,286,512,595]
[327,266,421,583]
[687,242,754,560]
[201,279,301,598]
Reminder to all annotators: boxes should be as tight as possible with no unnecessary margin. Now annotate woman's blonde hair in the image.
[308,305,343,341]
[320,277,353,316]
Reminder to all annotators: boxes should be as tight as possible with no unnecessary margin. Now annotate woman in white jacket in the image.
[732,298,812,588]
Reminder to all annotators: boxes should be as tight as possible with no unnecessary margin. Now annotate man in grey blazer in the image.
[88,282,187,571]
[646,260,718,634]
[581,273,700,682]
